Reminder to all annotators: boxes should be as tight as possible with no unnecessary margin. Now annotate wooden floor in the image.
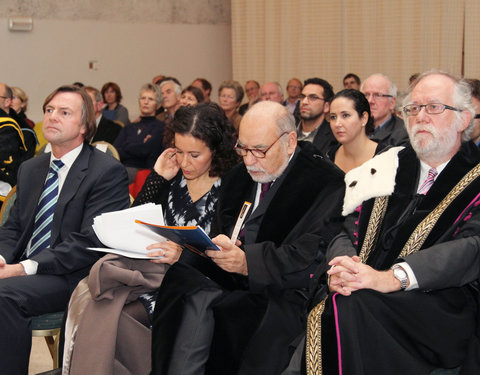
[29,337,55,375]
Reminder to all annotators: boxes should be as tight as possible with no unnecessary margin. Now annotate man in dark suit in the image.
[151,101,345,375]
[85,86,123,144]
[0,85,129,374]
[302,71,480,374]
[361,73,410,146]
[296,77,338,154]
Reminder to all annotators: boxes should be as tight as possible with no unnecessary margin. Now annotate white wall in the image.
[0,18,232,122]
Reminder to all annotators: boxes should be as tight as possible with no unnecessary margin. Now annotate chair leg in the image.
[44,335,59,368]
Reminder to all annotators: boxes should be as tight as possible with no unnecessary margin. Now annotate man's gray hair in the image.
[159,79,182,97]
[361,73,398,98]
[402,70,475,141]
[139,83,162,106]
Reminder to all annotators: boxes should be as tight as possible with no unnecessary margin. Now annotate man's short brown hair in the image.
[43,85,96,142]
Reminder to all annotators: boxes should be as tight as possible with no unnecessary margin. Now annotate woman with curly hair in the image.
[64,103,239,375]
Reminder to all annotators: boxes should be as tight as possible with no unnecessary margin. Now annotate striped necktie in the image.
[417,168,438,195]
[28,159,64,257]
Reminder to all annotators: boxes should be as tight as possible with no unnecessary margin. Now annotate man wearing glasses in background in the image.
[151,101,345,375]
[296,77,338,154]
[296,71,480,375]
[361,73,410,146]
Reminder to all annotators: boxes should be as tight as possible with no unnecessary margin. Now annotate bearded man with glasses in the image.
[151,101,345,375]
[288,71,480,375]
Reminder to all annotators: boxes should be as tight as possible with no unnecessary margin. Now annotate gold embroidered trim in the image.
[399,162,480,258]
[358,196,389,263]
[306,297,327,375]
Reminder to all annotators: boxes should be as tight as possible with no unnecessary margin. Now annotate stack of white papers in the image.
[88,203,166,259]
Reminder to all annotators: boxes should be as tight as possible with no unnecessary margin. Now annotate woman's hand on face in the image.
[146,240,183,265]
[153,147,180,180]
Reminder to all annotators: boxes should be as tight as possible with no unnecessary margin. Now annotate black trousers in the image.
[0,274,70,375]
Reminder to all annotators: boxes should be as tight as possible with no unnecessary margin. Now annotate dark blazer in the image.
[297,118,339,155]
[328,142,480,289]
[212,141,345,292]
[0,143,130,289]
[371,115,410,147]
[152,141,346,375]
[91,115,123,145]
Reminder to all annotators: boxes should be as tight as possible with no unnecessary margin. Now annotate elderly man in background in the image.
[157,78,182,126]
[239,80,261,115]
[151,101,345,375]
[260,81,284,103]
[301,71,480,375]
[0,85,129,374]
[361,73,410,146]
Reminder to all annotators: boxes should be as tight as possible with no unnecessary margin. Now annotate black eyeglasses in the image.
[363,93,393,100]
[403,103,460,116]
[299,94,325,102]
[234,132,289,158]
[475,114,480,119]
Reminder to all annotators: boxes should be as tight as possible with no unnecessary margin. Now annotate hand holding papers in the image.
[88,203,166,259]
[135,220,220,256]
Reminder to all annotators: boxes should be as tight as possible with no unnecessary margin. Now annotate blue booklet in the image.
[135,219,220,255]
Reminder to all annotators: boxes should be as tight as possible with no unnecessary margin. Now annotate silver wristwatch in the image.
[391,264,408,290]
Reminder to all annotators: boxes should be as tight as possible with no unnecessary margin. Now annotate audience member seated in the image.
[239,80,260,115]
[260,81,284,103]
[63,103,239,375]
[361,73,410,146]
[342,72,361,90]
[150,101,345,375]
[85,86,123,144]
[218,80,244,131]
[0,84,129,375]
[192,78,213,103]
[115,83,165,183]
[11,86,35,129]
[101,82,130,125]
[326,89,382,172]
[179,85,205,107]
[129,86,206,199]
[283,78,302,116]
[0,82,28,189]
[157,79,182,126]
[292,71,480,375]
[465,78,480,147]
[297,77,338,154]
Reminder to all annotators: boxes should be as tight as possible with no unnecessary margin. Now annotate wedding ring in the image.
[161,249,166,257]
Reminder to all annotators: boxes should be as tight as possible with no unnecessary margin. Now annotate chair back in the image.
[91,141,121,161]
[0,186,17,226]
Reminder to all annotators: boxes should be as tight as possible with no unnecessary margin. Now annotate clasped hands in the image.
[327,255,401,296]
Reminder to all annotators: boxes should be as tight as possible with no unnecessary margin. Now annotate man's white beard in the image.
[407,121,459,164]
[246,155,290,183]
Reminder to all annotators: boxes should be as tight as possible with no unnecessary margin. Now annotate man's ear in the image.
[286,131,297,154]
[457,110,472,133]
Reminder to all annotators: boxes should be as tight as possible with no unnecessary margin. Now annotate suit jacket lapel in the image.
[50,144,91,243]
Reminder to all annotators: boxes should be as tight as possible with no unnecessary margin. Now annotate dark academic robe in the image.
[151,141,345,375]
[308,142,480,375]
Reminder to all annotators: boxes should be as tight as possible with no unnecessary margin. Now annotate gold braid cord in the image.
[306,298,326,375]
[399,162,480,258]
[305,196,389,374]
[358,196,389,263]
